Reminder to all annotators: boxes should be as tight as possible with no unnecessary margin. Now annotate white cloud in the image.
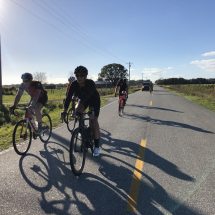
[202,51,215,56]
[169,74,186,78]
[164,67,173,69]
[142,68,165,76]
[190,59,215,72]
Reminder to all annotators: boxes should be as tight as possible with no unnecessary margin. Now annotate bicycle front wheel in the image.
[70,128,86,176]
[39,113,52,143]
[13,119,32,155]
[67,108,76,132]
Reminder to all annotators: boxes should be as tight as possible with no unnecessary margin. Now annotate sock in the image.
[94,139,99,148]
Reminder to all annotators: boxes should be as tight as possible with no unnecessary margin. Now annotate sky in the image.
[1,0,215,85]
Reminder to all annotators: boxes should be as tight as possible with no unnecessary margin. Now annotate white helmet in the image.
[68,76,76,83]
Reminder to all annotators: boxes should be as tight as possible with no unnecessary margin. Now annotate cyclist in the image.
[123,78,129,99]
[150,81,153,92]
[60,66,101,157]
[9,73,48,135]
[115,79,128,106]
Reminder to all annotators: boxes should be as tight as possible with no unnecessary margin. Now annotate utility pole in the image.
[126,62,133,86]
[0,36,2,106]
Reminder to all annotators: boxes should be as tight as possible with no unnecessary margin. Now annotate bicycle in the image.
[149,86,153,94]
[64,98,77,132]
[69,111,95,176]
[116,92,126,116]
[11,107,52,155]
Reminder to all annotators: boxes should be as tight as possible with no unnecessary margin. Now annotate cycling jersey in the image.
[64,79,101,116]
[19,81,47,99]
[117,82,128,94]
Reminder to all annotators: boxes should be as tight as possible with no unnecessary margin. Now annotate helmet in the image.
[68,76,76,83]
[21,73,33,80]
[123,79,127,82]
[119,79,123,83]
[74,66,88,75]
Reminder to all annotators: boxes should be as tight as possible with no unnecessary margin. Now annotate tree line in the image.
[155,78,215,85]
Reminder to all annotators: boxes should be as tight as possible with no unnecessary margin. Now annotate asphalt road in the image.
[1,86,215,215]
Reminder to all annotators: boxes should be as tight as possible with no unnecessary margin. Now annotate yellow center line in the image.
[126,139,147,212]
[150,101,152,106]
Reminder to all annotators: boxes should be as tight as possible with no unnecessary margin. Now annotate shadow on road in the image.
[123,113,214,134]
[18,129,201,215]
[126,104,183,113]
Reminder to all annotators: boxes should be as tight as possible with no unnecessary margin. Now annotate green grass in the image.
[161,85,215,113]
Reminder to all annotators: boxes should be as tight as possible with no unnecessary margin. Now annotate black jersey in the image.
[64,79,100,110]
[117,82,128,94]
[19,81,47,99]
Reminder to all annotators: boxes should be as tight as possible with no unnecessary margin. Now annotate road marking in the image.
[150,101,152,106]
[126,139,147,212]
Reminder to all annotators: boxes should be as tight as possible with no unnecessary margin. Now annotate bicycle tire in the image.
[67,107,76,132]
[39,113,52,143]
[13,119,32,155]
[70,128,86,176]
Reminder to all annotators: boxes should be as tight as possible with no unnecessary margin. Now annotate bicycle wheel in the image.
[67,107,76,132]
[39,113,52,143]
[70,128,86,176]
[118,103,121,116]
[13,119,32,155]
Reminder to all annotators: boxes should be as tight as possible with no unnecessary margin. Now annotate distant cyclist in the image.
[65,76,78,101]
[9,73,48,135]
[123,78,129,98]
[150,82,153,92]
[115,79,128,105]
[60,66,101,157]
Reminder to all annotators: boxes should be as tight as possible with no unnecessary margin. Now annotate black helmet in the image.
[123,79,127,82]
[119,79,123,83]
[74,66,88,75]
[21,73,33,80]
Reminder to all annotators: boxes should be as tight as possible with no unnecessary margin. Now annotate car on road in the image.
[142,82,150,91]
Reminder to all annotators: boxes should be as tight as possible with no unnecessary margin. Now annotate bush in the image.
[0,104,9,115]
[0,111,4,118]
[0,117,6,126]
[45,102,57,111]
[4,114,11,123]
[42,107,50,114]
[58,102,63,109]
[10,115,17,125]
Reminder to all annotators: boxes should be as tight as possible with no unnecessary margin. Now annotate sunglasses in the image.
[23,79,29,83]
[76,74,85,78]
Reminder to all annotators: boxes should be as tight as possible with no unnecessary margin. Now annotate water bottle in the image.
[30,118,37,130]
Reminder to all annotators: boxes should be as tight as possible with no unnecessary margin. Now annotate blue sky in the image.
[1,0,215,85]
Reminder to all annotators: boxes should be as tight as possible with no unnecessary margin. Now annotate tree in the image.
[33,72,47,84]
[98,63,128,86]
[97,77,103,81]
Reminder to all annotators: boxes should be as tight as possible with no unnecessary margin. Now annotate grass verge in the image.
[161,85,215,113]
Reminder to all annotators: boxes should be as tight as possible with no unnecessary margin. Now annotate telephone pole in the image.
[0,36,2,106]
[126,62,133,86]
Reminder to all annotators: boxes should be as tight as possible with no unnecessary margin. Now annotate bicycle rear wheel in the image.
[67,108,76,132]
[39,113,52,143]
[70,128,86,176]
[13,119,32,155]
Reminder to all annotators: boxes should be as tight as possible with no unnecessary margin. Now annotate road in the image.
[1,86,215,215]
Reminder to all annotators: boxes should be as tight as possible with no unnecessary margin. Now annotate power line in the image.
[42,0,126,63]
[10,0,125,63]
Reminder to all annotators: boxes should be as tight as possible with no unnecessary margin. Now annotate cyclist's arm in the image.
[31,89,41,107]
[64,85,75,111]
[13,89,24,106]
[115,86,119,94]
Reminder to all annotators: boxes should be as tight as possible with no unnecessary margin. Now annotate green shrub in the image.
[0,104,9,115]
[58,103,63,109]
[14,109,25,117]
[0,111,4,118]
[42,107,50,114]
[0,117,6,126]
[45,102,57,111]
[4,114,11,123]
[10,115,17,125]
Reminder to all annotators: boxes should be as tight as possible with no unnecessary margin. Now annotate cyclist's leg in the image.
[35,95,48,132]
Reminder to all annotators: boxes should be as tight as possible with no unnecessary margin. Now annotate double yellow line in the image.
[126,100,152,211]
